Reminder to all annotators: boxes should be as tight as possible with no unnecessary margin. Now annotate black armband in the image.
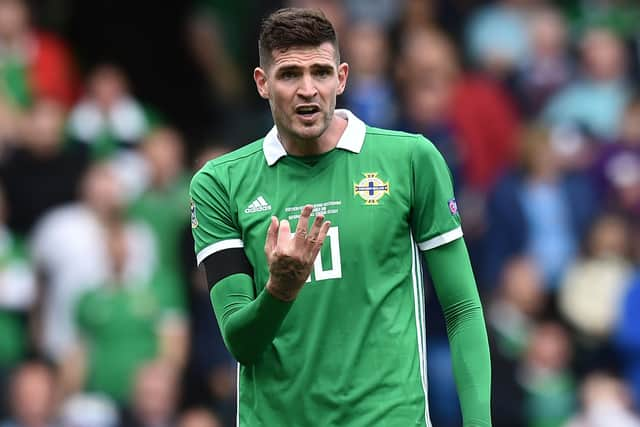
[201,248,254,291]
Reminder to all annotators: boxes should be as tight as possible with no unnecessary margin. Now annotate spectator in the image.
[559,214,633,343]
[519,321,576,427]
[592,97,640,217]
[465,0,538,78]
[542,26,632,140]
[30,162,157,363]
[484,126,598,289]
[0,0,78,109]
[342,21,397,128]
[121,361,180,427]
[396,27,520,191]
[0,360,58,427]
[515,6,573,117]
[60,219,187,404]
[67,64,159,159]
[489,256,546,359]
[128,127,190,313]
[489,256,545,427]
[395,28,463,184]
[565,372,640,427]
[0,98,88,236]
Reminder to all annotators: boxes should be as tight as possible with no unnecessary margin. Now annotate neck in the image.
[279,114,348,157]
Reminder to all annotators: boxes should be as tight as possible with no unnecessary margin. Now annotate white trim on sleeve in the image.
[417,227,463,251]
[196,239,244,265]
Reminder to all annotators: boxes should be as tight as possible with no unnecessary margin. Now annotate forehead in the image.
[271,42,337,69]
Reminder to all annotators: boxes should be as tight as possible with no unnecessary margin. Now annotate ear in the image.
[254,67,270,99]
[336,62,349,96]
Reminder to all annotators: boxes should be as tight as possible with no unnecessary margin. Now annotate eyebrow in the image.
[276,65,302,73]
[275,63,335,73]
[312,64,334,71]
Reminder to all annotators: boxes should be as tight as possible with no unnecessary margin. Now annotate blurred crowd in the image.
[0,0,638,426]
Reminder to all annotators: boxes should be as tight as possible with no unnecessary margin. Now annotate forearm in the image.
[210,273,293,365]
[425,238,492,427]
[444,300,492,426]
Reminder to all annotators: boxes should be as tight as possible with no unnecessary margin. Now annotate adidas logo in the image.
[244,196,272,213]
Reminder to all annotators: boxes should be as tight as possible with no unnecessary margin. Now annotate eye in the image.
[316,68,331,78]
[280,70,297,80]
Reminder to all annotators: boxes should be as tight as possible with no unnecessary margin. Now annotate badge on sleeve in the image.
[190,199,198,228]
[448,198,458,215]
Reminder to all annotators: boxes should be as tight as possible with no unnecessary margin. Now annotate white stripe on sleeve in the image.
[417,227,463,251]
[196,239,244,265]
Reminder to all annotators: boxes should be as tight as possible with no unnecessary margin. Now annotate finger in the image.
[264,216,279,256]
[310,221,331,259]
[277,219,291,247]
[294,205,314,240]
[306,213,325,242]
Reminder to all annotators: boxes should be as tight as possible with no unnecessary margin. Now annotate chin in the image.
[293,124,325,141]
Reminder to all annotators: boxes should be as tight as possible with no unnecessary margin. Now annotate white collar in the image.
[262,109,366,166]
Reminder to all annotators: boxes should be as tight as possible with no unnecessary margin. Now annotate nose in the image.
[297,74,317,99]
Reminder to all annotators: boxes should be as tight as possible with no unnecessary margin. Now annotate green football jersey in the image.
[190,110,462,426]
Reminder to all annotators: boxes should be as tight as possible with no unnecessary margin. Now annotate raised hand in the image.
[264,204,331,301]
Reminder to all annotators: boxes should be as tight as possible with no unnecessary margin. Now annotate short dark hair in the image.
[258,8,339,68]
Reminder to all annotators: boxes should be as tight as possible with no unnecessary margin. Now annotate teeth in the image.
[297,106,317,114]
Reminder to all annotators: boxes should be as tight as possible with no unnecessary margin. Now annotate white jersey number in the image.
[306,226,342,282]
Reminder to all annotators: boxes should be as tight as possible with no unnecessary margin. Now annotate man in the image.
[190,8,491,426]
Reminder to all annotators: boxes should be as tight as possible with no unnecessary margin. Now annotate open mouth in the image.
[295,105,320,118]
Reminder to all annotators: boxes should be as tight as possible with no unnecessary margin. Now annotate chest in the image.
[230,152,413,286]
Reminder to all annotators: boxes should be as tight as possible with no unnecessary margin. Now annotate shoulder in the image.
[365,126,419,141]
[190,139,264,189]
[365,126,435,150]
[209,139,265,167]
[364,126,443,162]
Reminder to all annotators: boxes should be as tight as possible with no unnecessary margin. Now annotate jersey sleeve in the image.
[189,166,242,266]
[411,136,463,251]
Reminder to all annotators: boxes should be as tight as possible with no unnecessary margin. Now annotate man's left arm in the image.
[409,135,491,426]
[424,238,492,426]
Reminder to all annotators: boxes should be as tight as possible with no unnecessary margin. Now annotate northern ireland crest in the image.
[354,173,390,205]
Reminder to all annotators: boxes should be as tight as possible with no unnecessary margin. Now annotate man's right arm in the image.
[191,169,290,365]
[192,168,328,365]
[206,206,329,365]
